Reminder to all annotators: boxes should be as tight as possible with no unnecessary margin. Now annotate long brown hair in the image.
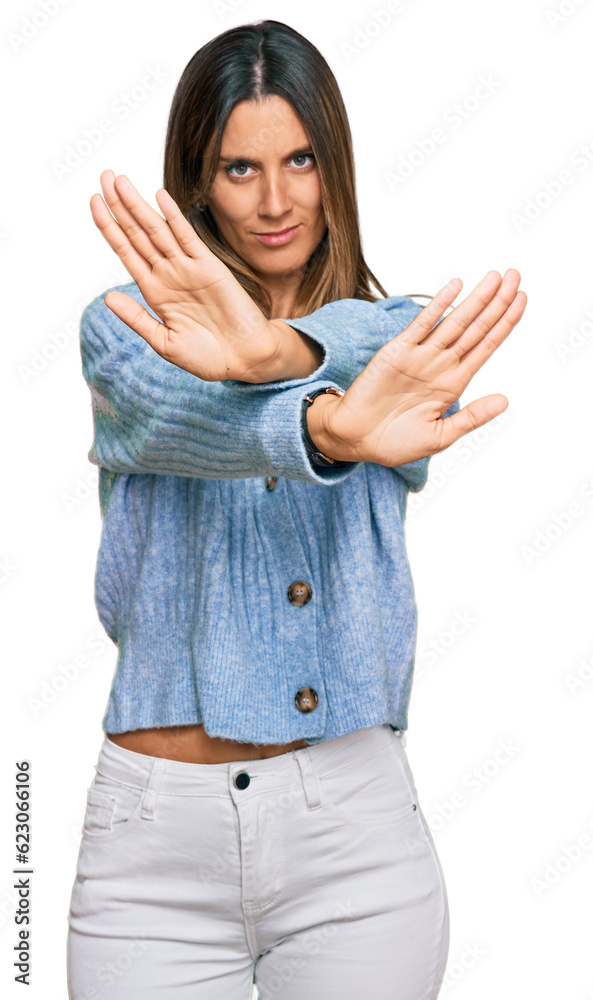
[163,19,390,319]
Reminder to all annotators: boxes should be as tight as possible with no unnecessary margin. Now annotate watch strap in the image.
[301,387,349,468]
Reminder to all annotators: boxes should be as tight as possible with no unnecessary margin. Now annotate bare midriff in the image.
[106,723,309,763]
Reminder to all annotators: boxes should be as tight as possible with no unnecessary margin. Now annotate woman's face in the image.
[204,95,326,301]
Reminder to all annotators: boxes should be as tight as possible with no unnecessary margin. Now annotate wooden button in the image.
[287,581,312,606]
[265,477,277,491]
[295,687,318,713]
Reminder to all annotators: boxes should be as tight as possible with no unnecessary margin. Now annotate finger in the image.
[103,289,169,357]
[100,169,165,267]
[155,187,213,260]
[90,192,152,286]
[435,393,510,451]
[446,269,522,359]
[416,270,506,350]
[397,278,464,345]
[457,290,528,381]
[112,174,188,260]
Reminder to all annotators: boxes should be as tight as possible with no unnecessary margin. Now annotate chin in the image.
[258,258,308,277]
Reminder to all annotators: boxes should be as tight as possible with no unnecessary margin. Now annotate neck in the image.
[261,268,305,319]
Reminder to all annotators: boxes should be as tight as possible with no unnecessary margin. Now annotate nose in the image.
[259,173,292,219]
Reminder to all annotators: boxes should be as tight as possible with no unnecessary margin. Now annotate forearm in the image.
[250,320,325,383]
[81,295,360,484]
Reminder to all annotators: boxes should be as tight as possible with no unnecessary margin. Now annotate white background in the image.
[2,0,593,996]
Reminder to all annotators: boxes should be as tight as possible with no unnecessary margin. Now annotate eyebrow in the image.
[218,146,314,166]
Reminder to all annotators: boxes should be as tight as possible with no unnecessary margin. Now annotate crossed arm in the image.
[81,171,526,493]
[82,283,451,490]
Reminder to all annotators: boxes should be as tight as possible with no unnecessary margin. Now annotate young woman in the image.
[66,19,527,1000]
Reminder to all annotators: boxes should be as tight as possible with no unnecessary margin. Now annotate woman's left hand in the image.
[308,269,528,467]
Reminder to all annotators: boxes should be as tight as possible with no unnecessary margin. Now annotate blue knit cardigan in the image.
[80,283,460,744]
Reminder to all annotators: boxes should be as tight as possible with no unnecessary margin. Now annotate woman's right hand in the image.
[89,171,291,383]
[309,269,528,467]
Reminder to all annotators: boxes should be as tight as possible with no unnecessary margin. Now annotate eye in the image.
[225,162,253,178]
[291,154,315,168]
[224,154,315,179]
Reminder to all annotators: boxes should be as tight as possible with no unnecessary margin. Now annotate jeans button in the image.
[233,771,251,789]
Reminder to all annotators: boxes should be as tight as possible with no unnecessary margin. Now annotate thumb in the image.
[104,290,165,353]
[437,394,509,450]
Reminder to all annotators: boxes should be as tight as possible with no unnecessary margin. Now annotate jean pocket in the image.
[317,742,417,827]
[82,774,146,843]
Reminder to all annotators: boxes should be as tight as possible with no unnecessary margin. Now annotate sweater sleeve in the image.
[79,283,360,484]
[220,295,386,393]
[223,293,461,493]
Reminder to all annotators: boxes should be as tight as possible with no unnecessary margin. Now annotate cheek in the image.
[209,183,253,234]
[301,176,324,221]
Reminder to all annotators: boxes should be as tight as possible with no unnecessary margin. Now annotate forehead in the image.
[220,95,309,156]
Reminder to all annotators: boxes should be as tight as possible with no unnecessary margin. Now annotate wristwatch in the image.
[301,387,350,468]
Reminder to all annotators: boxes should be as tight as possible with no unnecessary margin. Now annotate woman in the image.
[66,19,526,1000]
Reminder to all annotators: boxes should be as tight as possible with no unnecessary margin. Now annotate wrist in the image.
[306,392,354,463]
[260,320,324,383]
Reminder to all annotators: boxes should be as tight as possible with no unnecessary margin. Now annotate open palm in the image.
[322,269,528,467]
[89,171,279,382]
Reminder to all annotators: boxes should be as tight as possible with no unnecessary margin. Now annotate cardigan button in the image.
[295,687,318,713]
[265,476,278,491]
[287,581,312,606]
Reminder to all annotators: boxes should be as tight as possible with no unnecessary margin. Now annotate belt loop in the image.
[141,757,167,821]
[295,747,322,810]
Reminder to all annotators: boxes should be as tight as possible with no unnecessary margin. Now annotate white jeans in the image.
[67,723,449,999]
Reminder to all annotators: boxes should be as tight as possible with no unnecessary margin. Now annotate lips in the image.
[253,224,301,246]
[255,225,298,236]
